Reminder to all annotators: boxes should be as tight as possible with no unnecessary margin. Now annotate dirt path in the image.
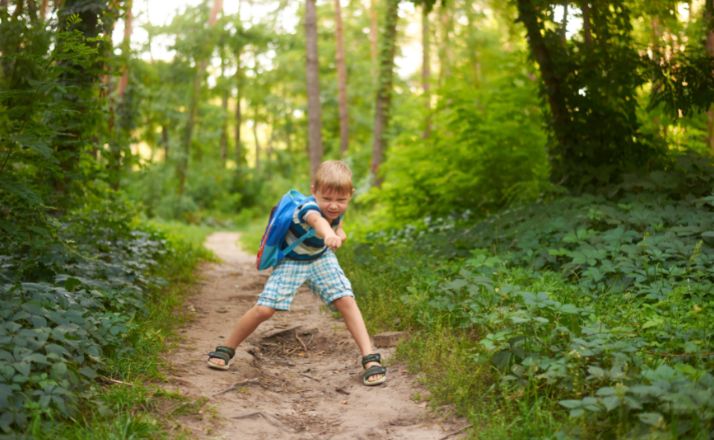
[163,232,467,439]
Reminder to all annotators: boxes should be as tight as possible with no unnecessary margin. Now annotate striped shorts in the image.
[256,250,353,311]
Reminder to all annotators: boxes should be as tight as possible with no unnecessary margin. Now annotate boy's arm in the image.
[305,211,342,249]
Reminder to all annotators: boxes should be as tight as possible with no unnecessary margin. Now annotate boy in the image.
[207,160,386,386]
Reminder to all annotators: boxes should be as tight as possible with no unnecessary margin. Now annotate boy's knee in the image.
[252,305,276,321]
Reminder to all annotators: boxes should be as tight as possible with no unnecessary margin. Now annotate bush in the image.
[341,159,714,438]
[0,194,178,434]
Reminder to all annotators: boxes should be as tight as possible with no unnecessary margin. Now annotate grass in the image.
[31,221,216,439]
[236,215,267,254]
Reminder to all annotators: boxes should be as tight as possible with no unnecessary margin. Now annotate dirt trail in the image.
[163,232,467,439]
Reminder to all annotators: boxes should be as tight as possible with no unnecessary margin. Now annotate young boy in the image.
[207,160,386,386]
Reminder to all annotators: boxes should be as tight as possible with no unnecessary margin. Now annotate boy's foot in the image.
[361,353,387,386]
[207,346,235,370]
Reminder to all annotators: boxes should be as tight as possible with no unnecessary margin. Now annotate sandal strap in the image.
[361,353,381,368]
[208,351,232,363]
[212,346,235,358]
[363,365,387,376]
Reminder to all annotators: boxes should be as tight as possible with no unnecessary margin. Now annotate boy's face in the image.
[311,186,351,222]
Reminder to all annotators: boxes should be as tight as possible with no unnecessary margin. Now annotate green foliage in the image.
[341,160,714,438]
[0,194,203,435]
[374,51,549,221]
[515,0,664,190]
[647,49,714,118]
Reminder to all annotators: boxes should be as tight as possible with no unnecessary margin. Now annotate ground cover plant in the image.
[0,195,212,438]
[341,156,714,438]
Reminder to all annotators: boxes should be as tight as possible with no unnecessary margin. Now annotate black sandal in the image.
[207,346,235,370]
[361,353,387,386]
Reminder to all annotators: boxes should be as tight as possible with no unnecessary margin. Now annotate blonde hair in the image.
[313,160,353,194]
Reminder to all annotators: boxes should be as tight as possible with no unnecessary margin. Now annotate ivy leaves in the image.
[0,201,168,434]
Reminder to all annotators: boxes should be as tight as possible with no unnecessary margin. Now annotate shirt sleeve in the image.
[297,201,321,224]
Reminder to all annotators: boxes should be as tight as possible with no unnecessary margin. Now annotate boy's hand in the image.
[324,234,343,250]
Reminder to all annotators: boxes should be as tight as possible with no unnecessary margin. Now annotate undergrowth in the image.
[341,155,714,439]
[0,196,214,438]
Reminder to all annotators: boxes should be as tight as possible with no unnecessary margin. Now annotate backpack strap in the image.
[281,228,316,255]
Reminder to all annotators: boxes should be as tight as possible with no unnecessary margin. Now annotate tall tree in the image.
[370,0,378,74]
[177,0,222,195]
[437,2,453,87]
[108,0,133,190]
[422,3,432,139]
[706,0,714,153]
[334,0,349,155]
[515,0,655,189]
[52,0,114,200]
[305,0,323,178]
[219,41,230,164]
[233,39,244,169]
[370,0,399,185]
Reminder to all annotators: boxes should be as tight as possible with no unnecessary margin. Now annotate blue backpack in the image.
[256,189,316,271]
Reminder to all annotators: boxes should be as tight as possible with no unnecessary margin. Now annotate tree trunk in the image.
[305,0,323,179]
[561,2,568,42]
[220,47,229,164]
[161,124,169,160]
[705,0,714,154]
[581,0,592,47]
[253,108,261,170]
[464,3,481,85]
[437,2,453,87]
[421,4,431,139]
[40,0,48,20]
[108,0,133,190]
[370,0,378,75]
[234,48,244,168]
[370,0,398,186]
[334,0,349,156]
[52,0,108,200]
[515,0,571,158]
[177,0,222,195]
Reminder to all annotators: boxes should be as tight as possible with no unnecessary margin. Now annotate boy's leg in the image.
[209,259,309,368]
[332,296,373,356]
[332,296,386,385]
[208,305,275,367]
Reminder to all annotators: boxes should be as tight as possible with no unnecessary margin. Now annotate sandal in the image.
[361,353,387,386]
[207,346,235,370]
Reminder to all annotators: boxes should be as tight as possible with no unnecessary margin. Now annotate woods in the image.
[1,0,713,437]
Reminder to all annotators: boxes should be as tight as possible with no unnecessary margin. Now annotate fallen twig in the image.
[98,376,133,386]
[213,378,260,396]
[439,424,473,440]
[295,332,308,353]
[300,373,319,381]
[233,411,297,433]
[335,387,350,395]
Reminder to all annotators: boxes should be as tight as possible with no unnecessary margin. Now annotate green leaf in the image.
[642,316,664,329]
[23,353,47,365]
[638,412,664,426]
[79,366,97,379]
[51,362,68,378]
[596,386,616,396]
[558,399,582,409]
[601,396,620,412]
[569,408,585,418]
[491,350,512,370]
[587,366,605,379]
[14,363,30,377]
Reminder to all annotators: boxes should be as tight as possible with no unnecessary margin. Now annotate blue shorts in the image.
[256,250,353,311]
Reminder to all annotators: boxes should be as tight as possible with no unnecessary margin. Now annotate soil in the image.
[162,232,468,439]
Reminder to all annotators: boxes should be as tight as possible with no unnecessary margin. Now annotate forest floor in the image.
[160,232,469,439]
